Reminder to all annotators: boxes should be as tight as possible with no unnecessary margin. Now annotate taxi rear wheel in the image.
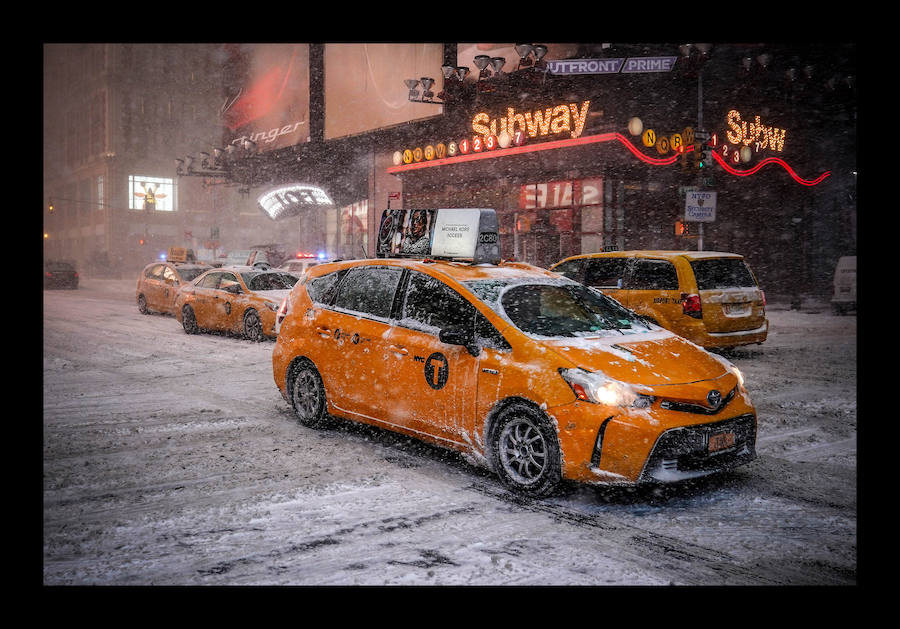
[289,359,331,428]
[493,403,562,496]
[181,305,199,334]
[243,309,263,342]
[137,294,148,314]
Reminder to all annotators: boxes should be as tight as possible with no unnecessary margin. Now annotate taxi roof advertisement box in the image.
[377,208,501,264]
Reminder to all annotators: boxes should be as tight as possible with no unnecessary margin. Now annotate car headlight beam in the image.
[560,368,651,408]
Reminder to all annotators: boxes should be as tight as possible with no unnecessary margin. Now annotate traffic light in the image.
[692,143,702,170]
[698,145,712,169]
[48,199,54,213]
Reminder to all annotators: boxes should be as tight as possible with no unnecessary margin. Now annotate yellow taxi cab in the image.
[175,266,298,341]
[272,209,757,496]
[136,260,210,315]
[550,250,768,350]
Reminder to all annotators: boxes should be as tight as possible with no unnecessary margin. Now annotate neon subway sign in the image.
[388,107,830,186]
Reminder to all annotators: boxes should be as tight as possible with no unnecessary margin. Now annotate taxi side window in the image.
[625,259,678,290]
[402,272,510,350]
[198,272,222,289]
[147,264,164,280]
[584,259,627,288]
[219,273,241,291]
[553,260,583,282]
[162,266,177,283]
[333,267,403,320]
[307,270,347,305]
[402,272,474,332]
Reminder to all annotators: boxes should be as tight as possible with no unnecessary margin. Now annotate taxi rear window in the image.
[690,259,757,289]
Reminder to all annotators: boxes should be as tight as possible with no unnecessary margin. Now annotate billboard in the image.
[221,44,310,153]
[324,44,444,140]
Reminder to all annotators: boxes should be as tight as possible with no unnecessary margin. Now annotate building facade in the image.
[45,43,856,297]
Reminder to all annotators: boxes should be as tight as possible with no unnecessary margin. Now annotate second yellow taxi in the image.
[272,209,758,496]
[175,266,299,341]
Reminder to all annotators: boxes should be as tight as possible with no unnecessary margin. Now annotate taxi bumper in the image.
[551,393,757,485]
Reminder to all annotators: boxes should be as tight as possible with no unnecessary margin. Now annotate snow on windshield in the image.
[465,276,655,339]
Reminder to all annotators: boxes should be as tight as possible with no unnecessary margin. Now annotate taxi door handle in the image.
[316,326,331,338]
[389,345,408,356]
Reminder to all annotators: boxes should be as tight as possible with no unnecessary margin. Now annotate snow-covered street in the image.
[42,279,856,585]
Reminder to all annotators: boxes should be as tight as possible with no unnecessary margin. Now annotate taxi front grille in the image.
[639,414,757,483]
[659,387,736,415]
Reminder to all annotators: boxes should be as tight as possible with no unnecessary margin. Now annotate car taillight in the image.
[275,297,289,331]
[760,290,766,306]
[681,292,702,319]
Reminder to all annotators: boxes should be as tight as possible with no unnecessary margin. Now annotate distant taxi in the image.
[136,261,210,315]
[551,251,768,350]
[175,266,298,341]
[272,209,757,495]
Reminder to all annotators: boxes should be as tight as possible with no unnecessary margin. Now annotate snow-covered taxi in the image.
[175,267,298,341]
[551,250,768,350]
[136,260,210,316]
[272,209,757,495]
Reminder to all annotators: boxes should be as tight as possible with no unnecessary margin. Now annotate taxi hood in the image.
[539,330,728,387]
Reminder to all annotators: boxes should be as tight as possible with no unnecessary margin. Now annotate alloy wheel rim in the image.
[293,370,320,419]
[498,417,547,484]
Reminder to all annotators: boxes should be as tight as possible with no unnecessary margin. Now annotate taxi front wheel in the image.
[243,309,264,342]
[289,359,331,428]
[492,403,562,496]
[181,305,199,334]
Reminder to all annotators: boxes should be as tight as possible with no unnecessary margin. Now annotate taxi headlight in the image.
[560,368,651,408]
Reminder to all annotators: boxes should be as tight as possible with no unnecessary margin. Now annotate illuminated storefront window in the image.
[129,175,175,211]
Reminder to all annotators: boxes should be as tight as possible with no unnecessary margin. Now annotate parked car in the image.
[550,251,768,350]
[223,249,274,268]
[44,261,79,289]
[279,257,322,277]
[136,261,211,315]
[175,267,298,341]
[272,209,757,496]
[830,255,856,315]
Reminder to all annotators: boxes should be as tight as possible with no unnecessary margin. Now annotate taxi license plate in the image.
[723,303,749,316]
[709,431,735,452]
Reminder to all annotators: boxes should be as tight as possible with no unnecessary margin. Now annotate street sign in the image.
[685,191,717,222]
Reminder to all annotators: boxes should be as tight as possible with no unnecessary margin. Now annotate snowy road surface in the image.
[43,279,856,585]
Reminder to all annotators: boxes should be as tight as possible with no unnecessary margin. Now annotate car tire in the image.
[492,402,562,496]
[243,309,264,341]
[181,305,200,334]
[288,359,332,428]
[137,294,148,315]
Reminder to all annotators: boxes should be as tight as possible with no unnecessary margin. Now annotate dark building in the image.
[45,43,856,297]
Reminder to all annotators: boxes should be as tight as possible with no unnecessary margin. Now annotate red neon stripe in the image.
[386,131,830,186]
[711,150,831,186]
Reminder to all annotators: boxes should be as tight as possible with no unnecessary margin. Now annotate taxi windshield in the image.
[466,278,652,338]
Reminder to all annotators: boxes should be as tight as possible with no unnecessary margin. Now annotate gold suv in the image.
[551,251,768,350]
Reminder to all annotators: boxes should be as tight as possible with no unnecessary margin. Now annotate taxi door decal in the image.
[424,352,449,390]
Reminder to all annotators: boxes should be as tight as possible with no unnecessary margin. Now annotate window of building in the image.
[129,175,175,211]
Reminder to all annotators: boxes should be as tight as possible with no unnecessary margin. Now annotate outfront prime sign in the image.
[547,56,678,75]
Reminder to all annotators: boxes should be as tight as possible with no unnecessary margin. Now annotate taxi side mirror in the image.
[439,326,480,357]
